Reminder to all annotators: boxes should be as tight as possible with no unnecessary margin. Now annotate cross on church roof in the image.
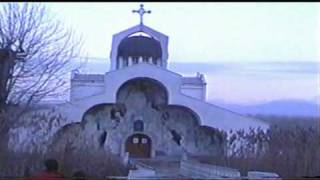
[132,4,151,25]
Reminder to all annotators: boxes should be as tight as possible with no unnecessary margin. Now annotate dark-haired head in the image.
[73,171,86,180]
[44,159,59,172]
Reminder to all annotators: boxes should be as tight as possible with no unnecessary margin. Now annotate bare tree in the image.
[0,3,82,137]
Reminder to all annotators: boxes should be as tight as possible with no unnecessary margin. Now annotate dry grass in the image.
[198,116,320,178]
[0,148,129,178]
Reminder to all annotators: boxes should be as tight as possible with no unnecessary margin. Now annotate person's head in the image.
[44,159,59,172]
[72,171,86,180]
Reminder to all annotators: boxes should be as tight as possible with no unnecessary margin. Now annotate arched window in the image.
[143,57,148,63]
[133,120,144,132]
[132,57,139,64]
[152,58,157,65]
[123,58,128,67]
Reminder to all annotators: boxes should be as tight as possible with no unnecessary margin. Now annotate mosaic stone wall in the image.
[50,78,225,157]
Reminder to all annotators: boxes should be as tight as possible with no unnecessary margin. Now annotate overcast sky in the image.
[45,2,319,62]
[41,2,319,104]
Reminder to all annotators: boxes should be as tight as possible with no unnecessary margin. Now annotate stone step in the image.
[132,157,184,177]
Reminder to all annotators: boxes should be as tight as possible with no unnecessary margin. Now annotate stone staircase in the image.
[128,156,187,179]
[127,156,280,180]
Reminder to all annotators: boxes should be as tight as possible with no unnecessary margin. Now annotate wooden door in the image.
[126,134,151,158]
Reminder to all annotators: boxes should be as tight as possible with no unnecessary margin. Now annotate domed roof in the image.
[117,36,162,59]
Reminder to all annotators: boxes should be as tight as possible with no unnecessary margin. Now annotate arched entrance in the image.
[125,133,152,158]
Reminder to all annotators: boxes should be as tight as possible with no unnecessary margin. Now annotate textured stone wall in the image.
[8,107,68,153]
[50,78,225,157]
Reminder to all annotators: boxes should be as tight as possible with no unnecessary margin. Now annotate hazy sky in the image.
[41,2,319,104]
[45,2,319,63]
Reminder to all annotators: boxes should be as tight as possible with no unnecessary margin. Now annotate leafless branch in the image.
[0,2,83,132]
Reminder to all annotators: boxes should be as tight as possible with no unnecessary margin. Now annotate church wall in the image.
[7,65,269,157]
[46,77,226,158]
[171,93,269,132]
[70,82,105,101]
[180,85,205,101]
[59,64,269,133]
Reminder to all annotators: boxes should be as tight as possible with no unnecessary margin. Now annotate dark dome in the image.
[117,36,162,59]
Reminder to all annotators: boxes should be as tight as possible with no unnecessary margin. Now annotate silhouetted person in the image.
[31,159,64,180]
[24,166,31,180]
[72,171,86,180]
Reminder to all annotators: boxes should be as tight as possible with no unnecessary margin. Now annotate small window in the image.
[132,57,139,64]
[141,138,148,144]
[133,137,139,144]
[134,120,144,132]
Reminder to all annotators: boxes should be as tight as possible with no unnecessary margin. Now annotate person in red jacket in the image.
[30,159,64,180]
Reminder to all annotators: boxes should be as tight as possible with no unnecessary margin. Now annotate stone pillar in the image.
[128,56,133,66]
[139,56,143,64]
[157,59,161,66]
[148,57,153,64]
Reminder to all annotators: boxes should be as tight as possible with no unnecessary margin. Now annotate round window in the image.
[133,137,139,144]
[141,138,148,144]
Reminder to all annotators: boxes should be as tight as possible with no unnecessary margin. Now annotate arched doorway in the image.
[125,133,152,158]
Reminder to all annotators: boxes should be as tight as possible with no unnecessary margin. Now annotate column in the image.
[128,56,133,66]
[148,57,153,64]
[139,56,143,64]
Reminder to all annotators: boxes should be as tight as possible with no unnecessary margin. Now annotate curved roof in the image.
[117,36,162,59]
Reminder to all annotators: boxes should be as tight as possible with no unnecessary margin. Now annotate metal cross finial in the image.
[132,4,151,25]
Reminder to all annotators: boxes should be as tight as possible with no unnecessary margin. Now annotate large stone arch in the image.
[115,77,169,107]
[114,77,202,127]
[81,103,125,123]
[163,104,201,127]
[60,64,206,126]
[80,103,127,137]
[49,122,82,153]
[104,64,182,105]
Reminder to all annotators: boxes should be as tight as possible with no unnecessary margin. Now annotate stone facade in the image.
[51,77,225,157]
[8,21,269,158]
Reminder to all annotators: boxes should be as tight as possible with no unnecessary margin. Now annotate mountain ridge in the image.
[210,99,319,118]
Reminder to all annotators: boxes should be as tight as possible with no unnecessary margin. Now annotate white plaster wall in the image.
[171,94,269,132]
[57,63,181,123]
[70,82,104,101]
[180,85,204,101]
[58,63,269,133]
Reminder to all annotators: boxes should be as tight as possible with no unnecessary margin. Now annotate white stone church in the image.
[9,5,268,159]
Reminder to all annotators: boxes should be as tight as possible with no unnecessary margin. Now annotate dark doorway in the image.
[125,133,152,158]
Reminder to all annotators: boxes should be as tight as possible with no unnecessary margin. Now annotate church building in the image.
[11,4,269,159]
